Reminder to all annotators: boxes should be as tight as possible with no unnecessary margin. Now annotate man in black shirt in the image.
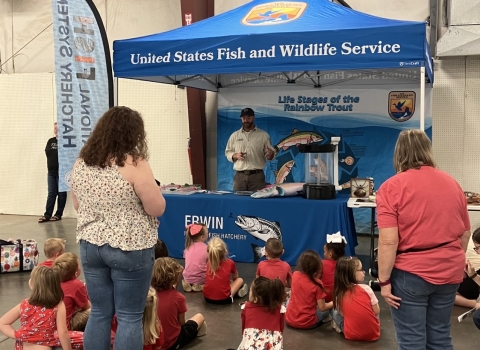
[38,123,67,222]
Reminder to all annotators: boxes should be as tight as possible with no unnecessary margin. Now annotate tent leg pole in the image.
[420,67,425,131]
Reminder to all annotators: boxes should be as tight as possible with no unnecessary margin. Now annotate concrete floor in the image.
[0,215,477,350]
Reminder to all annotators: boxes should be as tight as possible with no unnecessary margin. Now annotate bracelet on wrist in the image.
[378,278,391,287]
[469,273,478,279]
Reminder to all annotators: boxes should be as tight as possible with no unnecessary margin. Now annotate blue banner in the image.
[51,0,113,191]
[217,86,432,192]
[113,0,430,83]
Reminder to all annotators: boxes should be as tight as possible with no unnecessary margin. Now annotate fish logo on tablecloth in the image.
[242,2,307,26]
[235,215,282,262]
[388,91,416,122]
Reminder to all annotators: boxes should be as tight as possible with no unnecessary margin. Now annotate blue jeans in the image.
[390,268,459,350]
[44,170,67,218]
[80,240,154,350]
[473,309,480,330]
[331,309,345,332]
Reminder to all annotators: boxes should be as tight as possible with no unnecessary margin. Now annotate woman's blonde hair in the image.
[185,223,208,250]
[207,237,228,275]
[151,257,183,291]
[393,129,436,173]
[52,252,79,282]
[29,266,63,309]
[143,287,161,345]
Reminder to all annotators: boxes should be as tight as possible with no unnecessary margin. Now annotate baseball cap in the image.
[240,108,255,117]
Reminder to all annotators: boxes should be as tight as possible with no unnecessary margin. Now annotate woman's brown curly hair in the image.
[79,106,148,167]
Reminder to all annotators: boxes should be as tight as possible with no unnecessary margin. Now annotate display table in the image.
[159,193,357,265]
[347,198,480,270]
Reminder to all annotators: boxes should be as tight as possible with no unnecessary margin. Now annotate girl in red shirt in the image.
[52,252,91,331]
[238,277,286,350]
[0,266,83,350]
[203,237,249,304]
[285,250,333,329]
[322,232,347,302]
[332,257,380,341]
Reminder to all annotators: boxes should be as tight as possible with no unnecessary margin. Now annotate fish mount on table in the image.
[465,191,480,204]
[251,182,305,199]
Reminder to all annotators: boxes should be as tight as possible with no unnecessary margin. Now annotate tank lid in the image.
[298,144,336,153]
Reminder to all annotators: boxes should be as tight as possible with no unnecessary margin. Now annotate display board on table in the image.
[217,85,432,193]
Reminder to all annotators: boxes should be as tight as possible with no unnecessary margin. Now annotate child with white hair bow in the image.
[322,232,347,302]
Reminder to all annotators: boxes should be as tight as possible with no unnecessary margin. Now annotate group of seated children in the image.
[180,224,380,348]
[0,225,381,350]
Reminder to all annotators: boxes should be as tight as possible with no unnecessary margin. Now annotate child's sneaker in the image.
[192,283,204,292]
[182,280,192,292]
[331,319,342,333]
[237,283,249,298]
[197,321,207,337]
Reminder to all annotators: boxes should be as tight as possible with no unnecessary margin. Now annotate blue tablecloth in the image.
[158,193,357,265]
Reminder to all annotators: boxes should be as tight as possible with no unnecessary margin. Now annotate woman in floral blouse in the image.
[71,106,166,350]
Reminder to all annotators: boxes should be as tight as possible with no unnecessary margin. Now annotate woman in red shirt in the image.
[377,129,470,350]
[285,250,333,328]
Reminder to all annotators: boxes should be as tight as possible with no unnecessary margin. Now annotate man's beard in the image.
[242,122,254,130]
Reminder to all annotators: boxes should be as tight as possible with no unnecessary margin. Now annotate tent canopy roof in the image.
[113,0,433,91]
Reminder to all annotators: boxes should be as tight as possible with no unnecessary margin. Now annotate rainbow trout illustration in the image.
[274,129,323,152]
[275,160,295,184]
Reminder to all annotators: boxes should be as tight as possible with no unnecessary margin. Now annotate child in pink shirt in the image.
[256,238,292,287]
[182,223,208,292]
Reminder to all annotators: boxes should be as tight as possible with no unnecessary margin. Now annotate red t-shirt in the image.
[342,285,380,341]
[285,271,326,328]
[61,278,89,329]
[241,302,285,333]
[322,259,336,303]
[38,260,54,268]
[203,259,236,300]
[156,289,187,349]
[377,166,470,285]
[256,259,292,286]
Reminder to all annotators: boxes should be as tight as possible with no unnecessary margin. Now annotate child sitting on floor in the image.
[38,238,65,267]
[182,223,208,292]
[52,252,91,331]
[152,257,206,350]
[154,238,169,259]
[112,287,164,350]
[238,277,286,350]
[256,238,292,287]
[286,250,333,329]
[0,266,84,350]
[322,232,347,302]
[203,237,249,304]
[332,256,380,341]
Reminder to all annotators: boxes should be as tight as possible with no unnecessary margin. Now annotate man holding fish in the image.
[225,108,275,191]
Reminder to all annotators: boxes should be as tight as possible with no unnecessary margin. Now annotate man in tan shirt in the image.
[225,108,275,191]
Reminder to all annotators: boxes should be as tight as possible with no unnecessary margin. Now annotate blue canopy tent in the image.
[113,0,433,128]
